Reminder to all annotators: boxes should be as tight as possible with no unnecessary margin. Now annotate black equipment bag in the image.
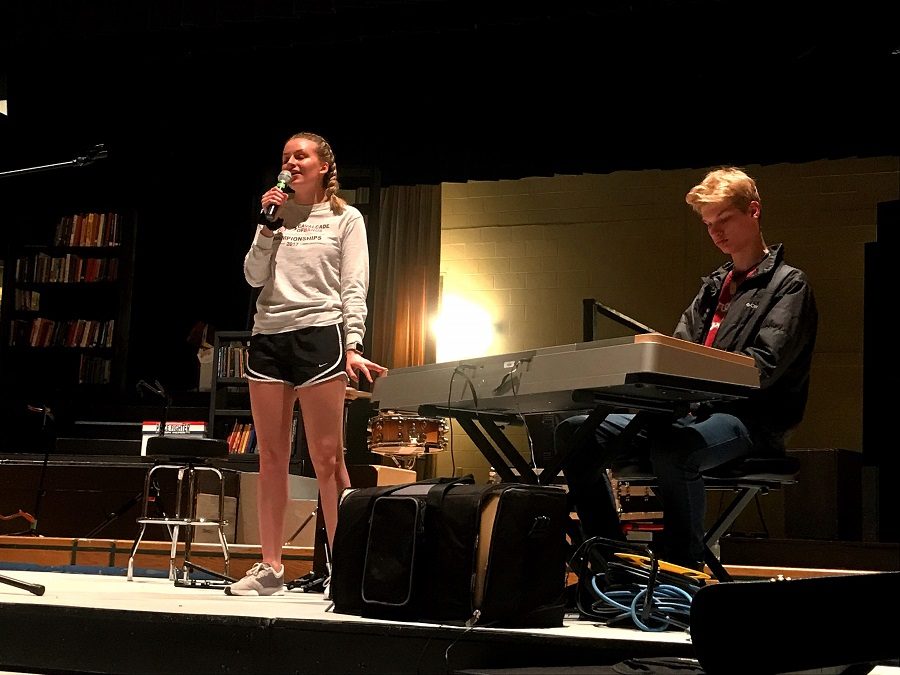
[330,475,570,628]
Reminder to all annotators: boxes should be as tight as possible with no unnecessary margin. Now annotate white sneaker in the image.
[225,562,285,596]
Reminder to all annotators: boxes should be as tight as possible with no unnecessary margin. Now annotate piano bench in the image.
[609,456,800,582]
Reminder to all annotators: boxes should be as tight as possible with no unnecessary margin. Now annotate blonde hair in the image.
[289,131,348,214]
[685,167,760,215]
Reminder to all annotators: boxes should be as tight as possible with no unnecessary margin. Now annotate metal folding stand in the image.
[286,551,331,593]
[285,386,363,593]
[285,498,332,593]
[284,505,318,548]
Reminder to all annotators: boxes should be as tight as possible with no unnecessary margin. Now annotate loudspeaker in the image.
[864,199,899,543]
[784,448,862,540]
[692,572,899,674]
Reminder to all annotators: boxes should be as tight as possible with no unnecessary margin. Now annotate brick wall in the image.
[432,157,900,478]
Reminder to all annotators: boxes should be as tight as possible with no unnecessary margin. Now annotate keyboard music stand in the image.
[583,297,656,338]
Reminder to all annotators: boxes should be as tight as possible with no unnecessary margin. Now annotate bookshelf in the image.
[0,210,136,399]
[208,330,308,469]
[208,330,255,455]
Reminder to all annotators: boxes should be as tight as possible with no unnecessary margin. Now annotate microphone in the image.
[260,170,293,224]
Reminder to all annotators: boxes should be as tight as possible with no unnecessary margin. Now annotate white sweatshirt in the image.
[243,201,369,350]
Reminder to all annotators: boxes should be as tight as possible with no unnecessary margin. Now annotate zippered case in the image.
[331,475,569,627]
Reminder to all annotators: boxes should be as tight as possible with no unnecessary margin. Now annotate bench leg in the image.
[703,486,761,581]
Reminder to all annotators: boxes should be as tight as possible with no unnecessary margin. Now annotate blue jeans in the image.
[556,411,753,567]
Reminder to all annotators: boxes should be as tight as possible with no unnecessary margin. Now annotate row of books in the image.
[14,289,41,312]
[15,253,119,284]
[227,422,257,454]
[78,355,112,384]
[218,342,248,378]
[8,317,115,348]
[53,211,122,248]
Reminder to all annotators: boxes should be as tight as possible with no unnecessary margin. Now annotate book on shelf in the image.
[226,421,257,454]
[8,317,115,348]
[78,354,112,384]
[53,211,121,248]
[16,252,119,283]
[217,341,249,378]
[13,289,41,311]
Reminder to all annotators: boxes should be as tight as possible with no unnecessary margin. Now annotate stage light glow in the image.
[432,294,494,361]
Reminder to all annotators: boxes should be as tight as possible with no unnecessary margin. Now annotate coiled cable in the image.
[589,576,693,631]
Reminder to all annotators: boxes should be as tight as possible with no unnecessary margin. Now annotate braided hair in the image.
[289,131,348,215]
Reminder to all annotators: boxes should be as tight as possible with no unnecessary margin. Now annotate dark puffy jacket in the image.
[673,243,818,453]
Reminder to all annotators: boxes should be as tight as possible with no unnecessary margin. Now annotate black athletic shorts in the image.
[247,323,347,388]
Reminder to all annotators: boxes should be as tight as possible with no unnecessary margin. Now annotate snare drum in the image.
[367,411,449,457]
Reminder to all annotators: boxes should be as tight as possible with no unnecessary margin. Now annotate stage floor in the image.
[0,569,695,674]
[2,568,898,675]
[0,571,693,673]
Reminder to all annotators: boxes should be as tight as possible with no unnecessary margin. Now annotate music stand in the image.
[586,298,656,337]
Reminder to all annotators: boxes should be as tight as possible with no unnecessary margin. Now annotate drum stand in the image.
[285,499,331,593]
[285,386,363,593]
[286,544,331,593]
[383,454,417,471]
[284,506,318,548]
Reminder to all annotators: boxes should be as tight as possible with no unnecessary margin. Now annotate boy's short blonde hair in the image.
[685,167,760,215]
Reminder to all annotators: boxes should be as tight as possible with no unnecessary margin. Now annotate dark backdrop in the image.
[1,0,897,405]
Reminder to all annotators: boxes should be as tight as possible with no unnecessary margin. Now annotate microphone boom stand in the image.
[0,145,108,596]
[25,404,55,536]
[0,144,109,178]
[0,573,45,596]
